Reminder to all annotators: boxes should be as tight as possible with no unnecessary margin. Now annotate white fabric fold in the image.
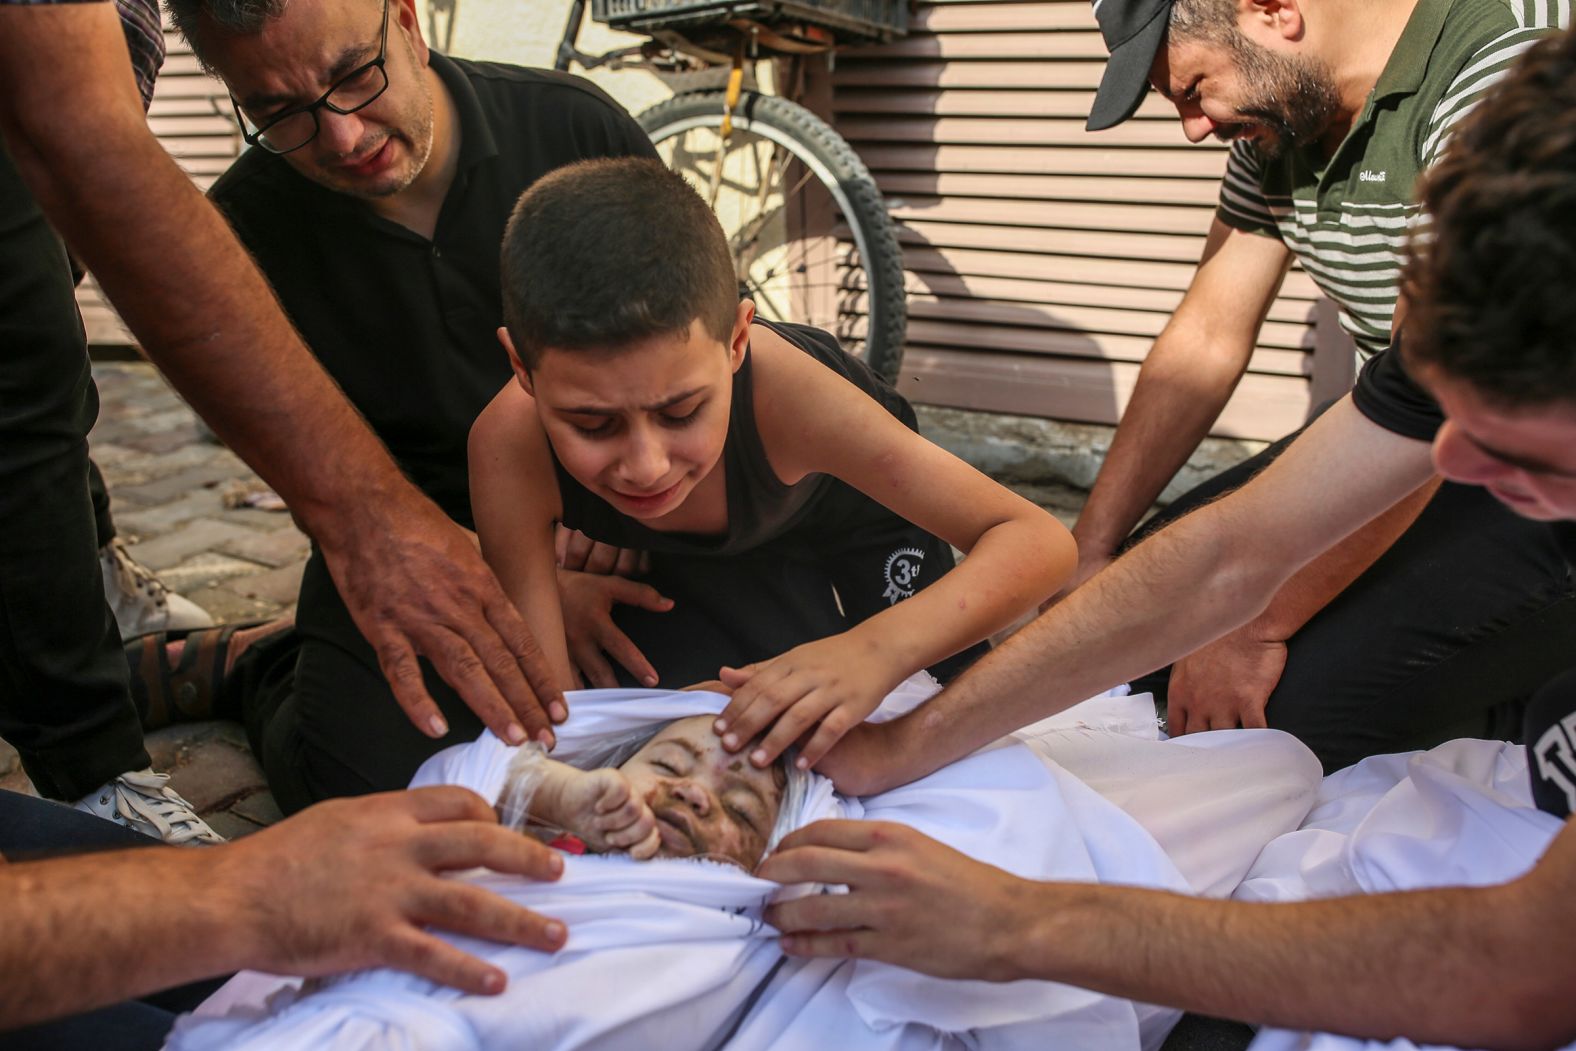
[1238,739,1569,1051]
[169,678,1189,1051]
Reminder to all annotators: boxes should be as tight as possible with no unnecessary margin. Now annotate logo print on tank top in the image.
[1533,714,1576,815]
[882,547,926,605]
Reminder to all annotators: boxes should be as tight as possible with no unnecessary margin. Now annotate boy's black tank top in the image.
[550,319,909,556]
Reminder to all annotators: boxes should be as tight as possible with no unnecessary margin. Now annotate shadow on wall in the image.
[800,0,1353,456]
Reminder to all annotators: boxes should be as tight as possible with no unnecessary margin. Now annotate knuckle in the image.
[378,646,423,681]
[822,710,854,735]
[441,644,486,678]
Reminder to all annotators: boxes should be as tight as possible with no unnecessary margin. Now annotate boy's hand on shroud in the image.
[224,787,567,996]
[715,634,899,770]
[759,820,1029,981]
[557,570,674,688]
[555,768,661,859]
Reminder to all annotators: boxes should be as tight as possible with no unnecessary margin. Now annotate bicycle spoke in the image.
[644,93,905,375]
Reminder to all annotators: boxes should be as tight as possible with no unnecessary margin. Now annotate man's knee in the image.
[257,636,481,812]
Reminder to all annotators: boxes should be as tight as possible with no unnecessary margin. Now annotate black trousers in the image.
[89,459,117,548]
[0,146,147,802]
[0,790,224,1050]
[1130,428,1576,773]
[235,499,986,815]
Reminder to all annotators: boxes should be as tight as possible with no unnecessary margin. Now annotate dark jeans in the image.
[1131,428,1576,773]
[0,790,224,1050]
[235,510,987,815]
[90,458,117,548]
[0,144,147,802]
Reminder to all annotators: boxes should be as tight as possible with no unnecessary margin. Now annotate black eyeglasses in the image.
[230,0,391,155]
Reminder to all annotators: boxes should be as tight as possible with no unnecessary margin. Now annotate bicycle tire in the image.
[637,89,908,384]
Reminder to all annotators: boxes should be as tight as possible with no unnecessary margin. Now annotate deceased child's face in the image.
[619,716,786,869]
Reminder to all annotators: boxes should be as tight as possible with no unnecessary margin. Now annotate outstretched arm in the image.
[0,789,566,1031]
[762,817,1576,1051]
[718,328,1077,766]
[1069,220,1291,588]
[1166,474,1440,734]
[816,397,1437,795]
[0,3,561,747]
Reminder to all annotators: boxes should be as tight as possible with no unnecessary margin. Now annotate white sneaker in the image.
[73,768,226,846]
[100,537,214,639]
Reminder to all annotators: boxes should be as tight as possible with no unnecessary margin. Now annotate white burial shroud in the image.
[1237,738,1570,1051]
[166,677,1189,1051]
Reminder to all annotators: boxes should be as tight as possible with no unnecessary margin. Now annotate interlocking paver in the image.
[229,560,307,607]
[114,488,229,537]
[183,583,288,624]
[156,552,270,593]
[145,723,268,813]
[218,527,311,569]
[115,463,252,507]
[104,443,244,486]
[0,362,309,833]
[125,518,262,571]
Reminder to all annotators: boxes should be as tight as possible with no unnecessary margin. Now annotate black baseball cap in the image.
[1086,0,1173,131]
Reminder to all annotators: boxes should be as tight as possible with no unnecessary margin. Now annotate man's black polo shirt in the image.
[1354,338,1576,560]
[210,54,656,526]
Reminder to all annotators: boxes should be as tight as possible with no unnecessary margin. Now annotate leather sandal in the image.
[124,621,263,729]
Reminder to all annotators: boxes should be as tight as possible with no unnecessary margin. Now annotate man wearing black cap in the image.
[760,27,1576,1046]
[1063,0,1572,771]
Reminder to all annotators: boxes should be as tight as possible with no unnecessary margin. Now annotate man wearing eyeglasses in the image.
[148,0,659,812]
[0,0,589,843]
[0,0,582,1043]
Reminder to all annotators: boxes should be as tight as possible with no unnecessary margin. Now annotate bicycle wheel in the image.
[638,89,908,384]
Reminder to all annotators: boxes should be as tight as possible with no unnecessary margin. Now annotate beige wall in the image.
[414,0,678,116]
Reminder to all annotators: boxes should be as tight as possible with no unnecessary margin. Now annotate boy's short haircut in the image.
[500,157,740,370]
[1403,30,1576,408]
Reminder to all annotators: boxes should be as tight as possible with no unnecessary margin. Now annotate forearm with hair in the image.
[1020,867,1571,1050]
[1074,221,1288,559]
[0,8,411,545]
[893,503,1289,777]
[1075,326,1251,557]
[0,850,249,1030]
[1248,476,1440,641]
[875,399,1438,785]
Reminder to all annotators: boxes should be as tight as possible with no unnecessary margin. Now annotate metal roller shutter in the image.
[78,20,243,347]
[823,0,1355,441]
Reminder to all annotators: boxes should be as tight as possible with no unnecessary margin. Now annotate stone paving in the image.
[0,361,308,836]
[0,361,1100,840]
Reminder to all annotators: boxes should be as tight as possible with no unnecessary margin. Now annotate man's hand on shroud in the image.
[1166,627,1289,735]
[318,494,565,747]
[760,820,1028,981]
[223,788,566,994]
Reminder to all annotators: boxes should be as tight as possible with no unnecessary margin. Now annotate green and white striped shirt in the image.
[1217,0,1566,357]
